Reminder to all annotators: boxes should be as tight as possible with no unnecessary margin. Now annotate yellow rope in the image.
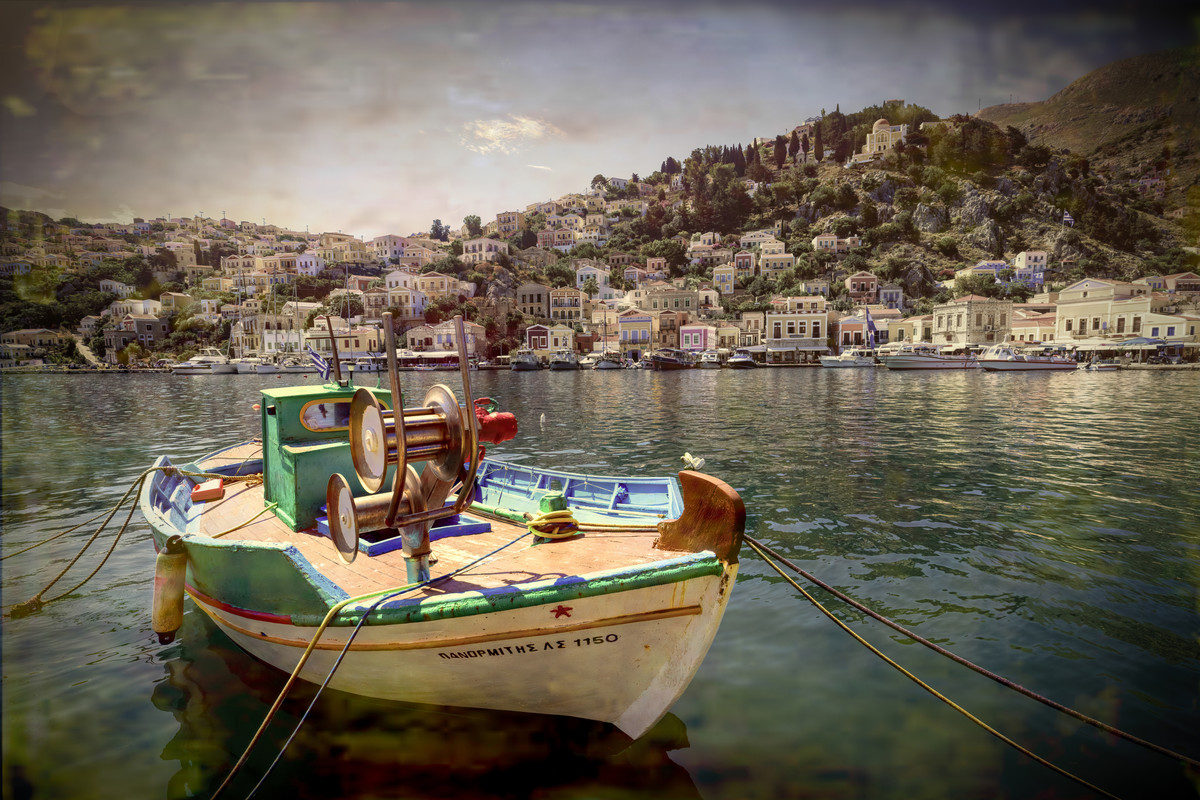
[745,538,1122,800]
[210,502,279,539]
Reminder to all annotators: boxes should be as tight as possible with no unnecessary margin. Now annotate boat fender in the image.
[152,535,187,645]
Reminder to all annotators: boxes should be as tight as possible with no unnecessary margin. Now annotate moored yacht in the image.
[548,349,582,370]
[510,348,542,371]
[882,343,979,370]
[697,350,722,369]
[172,348,231,375]
[820,347,876,368]
[727,349,757,369]
[594,351,624,370]
[978,344,1077,371]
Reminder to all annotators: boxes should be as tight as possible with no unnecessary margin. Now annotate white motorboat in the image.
[882,344,979,370]
[820,347,876,368]
[172,348,232,375]
[510,348,542,371]
[594,351,624,370]
[233,355,270,374]
[727,349,757,369]
[578,354,598,369]
[979,345,1077,372]
[548,349,582,370]
[697,350,722,369]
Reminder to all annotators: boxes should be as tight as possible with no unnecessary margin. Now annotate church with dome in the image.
[850,118,909,164]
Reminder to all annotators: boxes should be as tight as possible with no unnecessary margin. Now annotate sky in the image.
[0,1,1195,240]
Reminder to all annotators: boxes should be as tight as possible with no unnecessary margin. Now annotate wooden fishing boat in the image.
[138,316,745,739]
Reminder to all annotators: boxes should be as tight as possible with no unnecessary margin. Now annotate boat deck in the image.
[195,443,672,601]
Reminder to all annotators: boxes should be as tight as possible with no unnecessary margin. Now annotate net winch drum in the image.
[326,313,483,575]
[325,466,425,565]
[349,385,466,494]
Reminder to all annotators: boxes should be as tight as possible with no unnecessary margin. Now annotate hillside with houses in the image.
[2,87,1199,369]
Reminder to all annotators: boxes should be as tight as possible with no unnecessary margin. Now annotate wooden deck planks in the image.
[187,470,675,602]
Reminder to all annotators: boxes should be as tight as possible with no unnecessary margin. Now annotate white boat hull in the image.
[255,363,280,374]
[172,366,213,375]
[594,361,623,370]
[210,364,238,374]
[979,359,1077,371]
[190,565,736,737]
[819,357,874,368]
[883,355,978,370]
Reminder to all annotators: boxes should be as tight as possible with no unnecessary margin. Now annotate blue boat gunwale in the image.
[140,445,726,628]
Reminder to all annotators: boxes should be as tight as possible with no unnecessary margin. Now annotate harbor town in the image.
[3,204,1198,372]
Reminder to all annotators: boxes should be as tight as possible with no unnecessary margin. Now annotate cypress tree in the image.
[814,125,823,163]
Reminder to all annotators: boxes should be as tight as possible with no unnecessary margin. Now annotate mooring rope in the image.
[745,537,1122,800]
[2,466,263,619]
[213,529,535,799]
[744,534,1200,770]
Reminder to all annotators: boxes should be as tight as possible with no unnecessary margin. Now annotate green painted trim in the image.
[292,553,724,627]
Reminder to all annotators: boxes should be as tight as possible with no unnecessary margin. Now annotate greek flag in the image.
[307,345,332,381]
[865,307,877,347]
[1063,210,1074,226]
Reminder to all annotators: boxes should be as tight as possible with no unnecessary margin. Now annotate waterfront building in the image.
[524,324,550,356]
[617,310,653,360]
[305,321,383,360]
[1010,312,1057,342]
[932,295,1012,345]
[1054,278,1171,342]
[763,295,829,364]
[680,322,719,354]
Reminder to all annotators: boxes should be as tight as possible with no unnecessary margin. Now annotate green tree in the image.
[773,135,787,169]
[813,125,823,163]
[788,131,800,163]
[463,215,482,237]
[582,275,599,300]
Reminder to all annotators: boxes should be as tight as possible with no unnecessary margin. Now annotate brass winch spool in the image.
[324,313,482,577]
[349,385,466,494]
[325,466,425,565]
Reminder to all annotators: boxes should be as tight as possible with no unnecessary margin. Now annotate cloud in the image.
[526,164,552,171]
[461,115,563,155]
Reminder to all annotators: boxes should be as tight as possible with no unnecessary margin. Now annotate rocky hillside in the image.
[977,46,1200,211]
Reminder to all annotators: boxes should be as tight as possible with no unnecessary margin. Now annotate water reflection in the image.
[154,612,700,799]
[3,370,1199,800]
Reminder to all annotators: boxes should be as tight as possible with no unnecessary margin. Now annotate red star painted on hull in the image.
[551,605,572,618]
